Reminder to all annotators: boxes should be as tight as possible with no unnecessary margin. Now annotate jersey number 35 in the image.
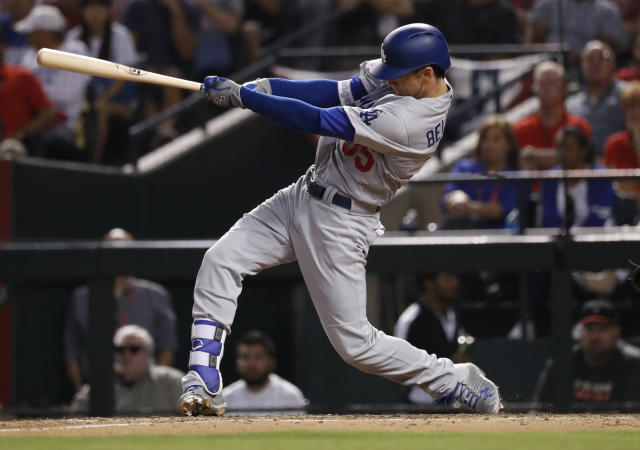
[342,142,374,172]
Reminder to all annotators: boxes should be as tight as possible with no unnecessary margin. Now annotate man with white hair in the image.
[71,324,184,414]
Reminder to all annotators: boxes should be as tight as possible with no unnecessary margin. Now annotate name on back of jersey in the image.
[427,119,446,148]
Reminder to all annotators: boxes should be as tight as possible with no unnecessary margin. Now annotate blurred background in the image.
[2,0,640,416]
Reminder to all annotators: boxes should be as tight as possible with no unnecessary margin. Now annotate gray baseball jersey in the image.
[314,60,453,206]
[190,62,463,402]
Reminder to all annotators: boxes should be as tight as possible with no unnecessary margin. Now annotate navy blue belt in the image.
[307,181,380,213]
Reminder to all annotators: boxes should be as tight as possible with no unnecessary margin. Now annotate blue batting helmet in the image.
[370,23,451,80]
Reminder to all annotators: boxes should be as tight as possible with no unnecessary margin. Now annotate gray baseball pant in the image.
[192,174,460,396]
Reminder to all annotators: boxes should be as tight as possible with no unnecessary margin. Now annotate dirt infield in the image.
[1,414,640,436]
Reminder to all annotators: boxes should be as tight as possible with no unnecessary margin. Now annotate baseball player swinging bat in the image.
[36,48,203,92]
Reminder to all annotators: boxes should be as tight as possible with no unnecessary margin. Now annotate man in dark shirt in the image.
[393,272,467,404]
[533,299,640,410]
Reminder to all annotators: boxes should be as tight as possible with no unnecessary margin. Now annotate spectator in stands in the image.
[64,228,178,394]
[192,0,243,79]
[0,23,56,155]
[604,81,640,225]
[15,4,91,160]
[242,0,279,65]
[440,115,520,229]
[68,0,138,164]
[334,0,413,48]
[414,0,519,47]
[528,0,623,68]
[507,0,535,41]
[567,40,627,158]
[394,272,469,405]
[222,330,307,415]
[532,300,640,410]
[71,325,184,414]
[541,125,614,228]
[122,0,198,143]
[0,0,35,65]
[111,0,131,22]
[616,33,640,82]
[609,0,640,56]
[44,0,83,30]
[516,61,592,171]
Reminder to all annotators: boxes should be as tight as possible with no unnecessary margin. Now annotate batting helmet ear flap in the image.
[370,23,451,81]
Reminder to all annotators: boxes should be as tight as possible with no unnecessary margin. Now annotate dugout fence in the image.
[2,228,640,416]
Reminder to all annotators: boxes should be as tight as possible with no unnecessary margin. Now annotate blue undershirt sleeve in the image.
[241,87,355,142]
[350,76,367,101]
[267,76,368,107]
[269,78,340,107]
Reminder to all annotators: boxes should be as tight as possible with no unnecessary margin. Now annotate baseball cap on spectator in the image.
[14,5,67,34]
[578,299,619,325]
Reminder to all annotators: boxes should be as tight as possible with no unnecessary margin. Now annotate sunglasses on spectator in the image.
[114,345,144,354]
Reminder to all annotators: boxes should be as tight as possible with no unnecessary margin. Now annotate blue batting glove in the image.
[204,76,243,108]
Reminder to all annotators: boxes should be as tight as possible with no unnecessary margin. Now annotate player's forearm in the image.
[268,78,341,107]
[267,77,367,108]
[241,87,355,140]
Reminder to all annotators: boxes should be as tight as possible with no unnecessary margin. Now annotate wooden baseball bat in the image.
[36,48,203,92]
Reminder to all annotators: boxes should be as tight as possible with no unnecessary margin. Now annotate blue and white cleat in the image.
[178,371,226,416]
[443,363,503,414]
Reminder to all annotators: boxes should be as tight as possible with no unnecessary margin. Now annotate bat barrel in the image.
[36,48,203,92]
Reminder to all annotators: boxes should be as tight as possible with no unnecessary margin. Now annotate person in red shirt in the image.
[0,23,55,153]
[514,61,592,171]
[603,81,640,200]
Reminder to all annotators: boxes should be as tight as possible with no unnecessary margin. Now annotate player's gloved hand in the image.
[203,76,243,108]
[242,78,272,95]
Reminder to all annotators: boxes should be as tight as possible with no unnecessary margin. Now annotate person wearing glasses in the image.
[70,325,184,414]
[63,228,178,395]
